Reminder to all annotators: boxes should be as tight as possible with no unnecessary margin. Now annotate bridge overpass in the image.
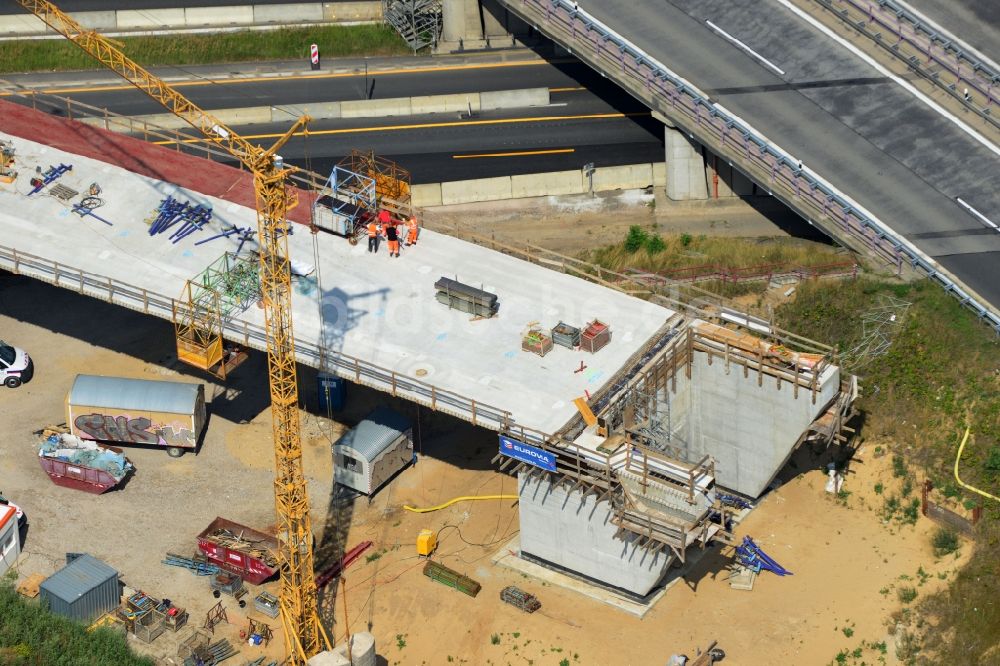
[479,0,1000,332]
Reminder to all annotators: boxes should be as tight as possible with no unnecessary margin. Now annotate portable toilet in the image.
[332,406,413,496]
[0,505,20,577]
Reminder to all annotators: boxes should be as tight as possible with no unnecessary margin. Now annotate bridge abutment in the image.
[439,0,525,50]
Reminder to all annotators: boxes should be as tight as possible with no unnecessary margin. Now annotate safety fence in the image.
[813,0,999,131]
[625,260,858,286]
[500,0,1000,334]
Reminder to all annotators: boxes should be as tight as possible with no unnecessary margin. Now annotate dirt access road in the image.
[0,195,962,665]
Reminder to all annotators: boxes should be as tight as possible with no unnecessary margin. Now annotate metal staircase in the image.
[382,0,442,51]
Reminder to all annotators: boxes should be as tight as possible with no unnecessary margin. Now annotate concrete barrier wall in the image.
[253,3,324,24]
[412,162,665,207]
[185,6,255,26]
[0,3,381,36]
[510,170,582,198]
[116,9,187,30]
[411,183,443,207]
[479,88,549,109]
[591,163,653,191]
[323,1,383,21]
[80,88,548,130]
[440,176,513,205]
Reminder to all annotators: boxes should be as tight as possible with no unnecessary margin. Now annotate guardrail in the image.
[626,260,858,286]
[813,0,999,131]
[0,243,514,433]
[502,0,1000,334]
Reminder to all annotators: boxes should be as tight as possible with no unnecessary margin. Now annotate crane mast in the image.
[14,1,328,661]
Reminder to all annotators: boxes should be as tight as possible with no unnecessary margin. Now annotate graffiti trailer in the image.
[65,374,207,458]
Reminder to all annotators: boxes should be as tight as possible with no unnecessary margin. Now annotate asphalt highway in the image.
[156,101,662,184]
[14,58,664,184]
[14,60,604,117]
[559,0,1000,311]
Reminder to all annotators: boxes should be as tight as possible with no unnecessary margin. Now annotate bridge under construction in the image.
[1,96,852,598]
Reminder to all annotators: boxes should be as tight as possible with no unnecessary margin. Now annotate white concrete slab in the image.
[0,135,674,436]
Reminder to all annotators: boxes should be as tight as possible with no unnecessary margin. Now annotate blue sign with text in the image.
[498,435,557,472]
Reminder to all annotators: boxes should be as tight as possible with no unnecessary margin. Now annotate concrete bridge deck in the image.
[0,105,673,439]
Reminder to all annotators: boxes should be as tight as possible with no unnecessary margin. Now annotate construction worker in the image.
[405,215,419,246]
[385,219,401,258]
[366,218,379,253]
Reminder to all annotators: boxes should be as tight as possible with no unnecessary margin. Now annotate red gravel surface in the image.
[0,98,314,224]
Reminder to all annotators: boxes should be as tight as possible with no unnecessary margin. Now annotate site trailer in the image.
[66,374,206,457]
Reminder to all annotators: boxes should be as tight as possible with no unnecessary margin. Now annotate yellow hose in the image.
[953,427,1000,504]
[403,495,518,513]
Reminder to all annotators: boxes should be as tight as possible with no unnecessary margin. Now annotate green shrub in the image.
[898,586,918,603]
[0,583,152,665]
[985,447,1000,472]
[892,454,907,478]
[624,225,648,253]
[932,528,960,556]
[491,633,501,645]
[646,235,666,254]
[680,233,693,247]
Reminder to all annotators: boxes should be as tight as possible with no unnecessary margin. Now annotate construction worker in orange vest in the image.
[405,215,419,246]
[367,217,379,253]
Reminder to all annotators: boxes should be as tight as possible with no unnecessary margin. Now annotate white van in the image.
[0,340,33,388]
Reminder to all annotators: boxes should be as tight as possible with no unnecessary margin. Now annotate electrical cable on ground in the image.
[954,426,1000,503]
[402,494,518,513]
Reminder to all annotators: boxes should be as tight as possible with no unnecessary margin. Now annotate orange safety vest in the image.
[367,222,377,237]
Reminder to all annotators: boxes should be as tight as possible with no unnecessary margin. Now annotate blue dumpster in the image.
[317,373,345,412]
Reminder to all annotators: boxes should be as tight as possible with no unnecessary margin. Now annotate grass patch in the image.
[0,24,411,73]
[0,580,152,665]
[775,277,1000,664]
[584,230,846,276]
[931,528,960,557]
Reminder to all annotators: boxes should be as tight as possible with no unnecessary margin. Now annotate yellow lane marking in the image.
[152,111,650,146]
[3,60,557,97]
[453,148,575,159]
[549,86,586,92]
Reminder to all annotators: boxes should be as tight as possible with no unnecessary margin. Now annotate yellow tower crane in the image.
[14,2,330,661]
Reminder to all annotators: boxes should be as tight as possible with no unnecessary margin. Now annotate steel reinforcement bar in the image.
[0,243,513,432]
[811,0,999,131]
[500,0,1000,334]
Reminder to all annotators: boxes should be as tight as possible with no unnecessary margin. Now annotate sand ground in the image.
[0,193,965,665]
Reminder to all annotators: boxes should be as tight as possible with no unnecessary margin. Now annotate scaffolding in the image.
[382,0,442,51]
[312,165,378,242]
[172,253,258,379]
[337,149,412,219]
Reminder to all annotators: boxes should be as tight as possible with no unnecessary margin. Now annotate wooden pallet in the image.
[16,573,45,598]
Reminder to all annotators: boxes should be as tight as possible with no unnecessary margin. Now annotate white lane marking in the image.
[774,0,1000,158]
[705,20,786,76]
[957,197,1000,231]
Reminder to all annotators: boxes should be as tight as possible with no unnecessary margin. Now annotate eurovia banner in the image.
[498,435,557,472]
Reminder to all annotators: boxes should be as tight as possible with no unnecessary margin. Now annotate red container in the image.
[37,437,132,495]
[39,455,125,494]
[196,517,278,585]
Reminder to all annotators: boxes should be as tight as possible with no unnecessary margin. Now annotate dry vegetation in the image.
[774,278,1000,665]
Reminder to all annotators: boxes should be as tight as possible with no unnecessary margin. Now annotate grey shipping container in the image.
[333,406,413,496]
[40,554,120,623]
[65,374,207,457]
